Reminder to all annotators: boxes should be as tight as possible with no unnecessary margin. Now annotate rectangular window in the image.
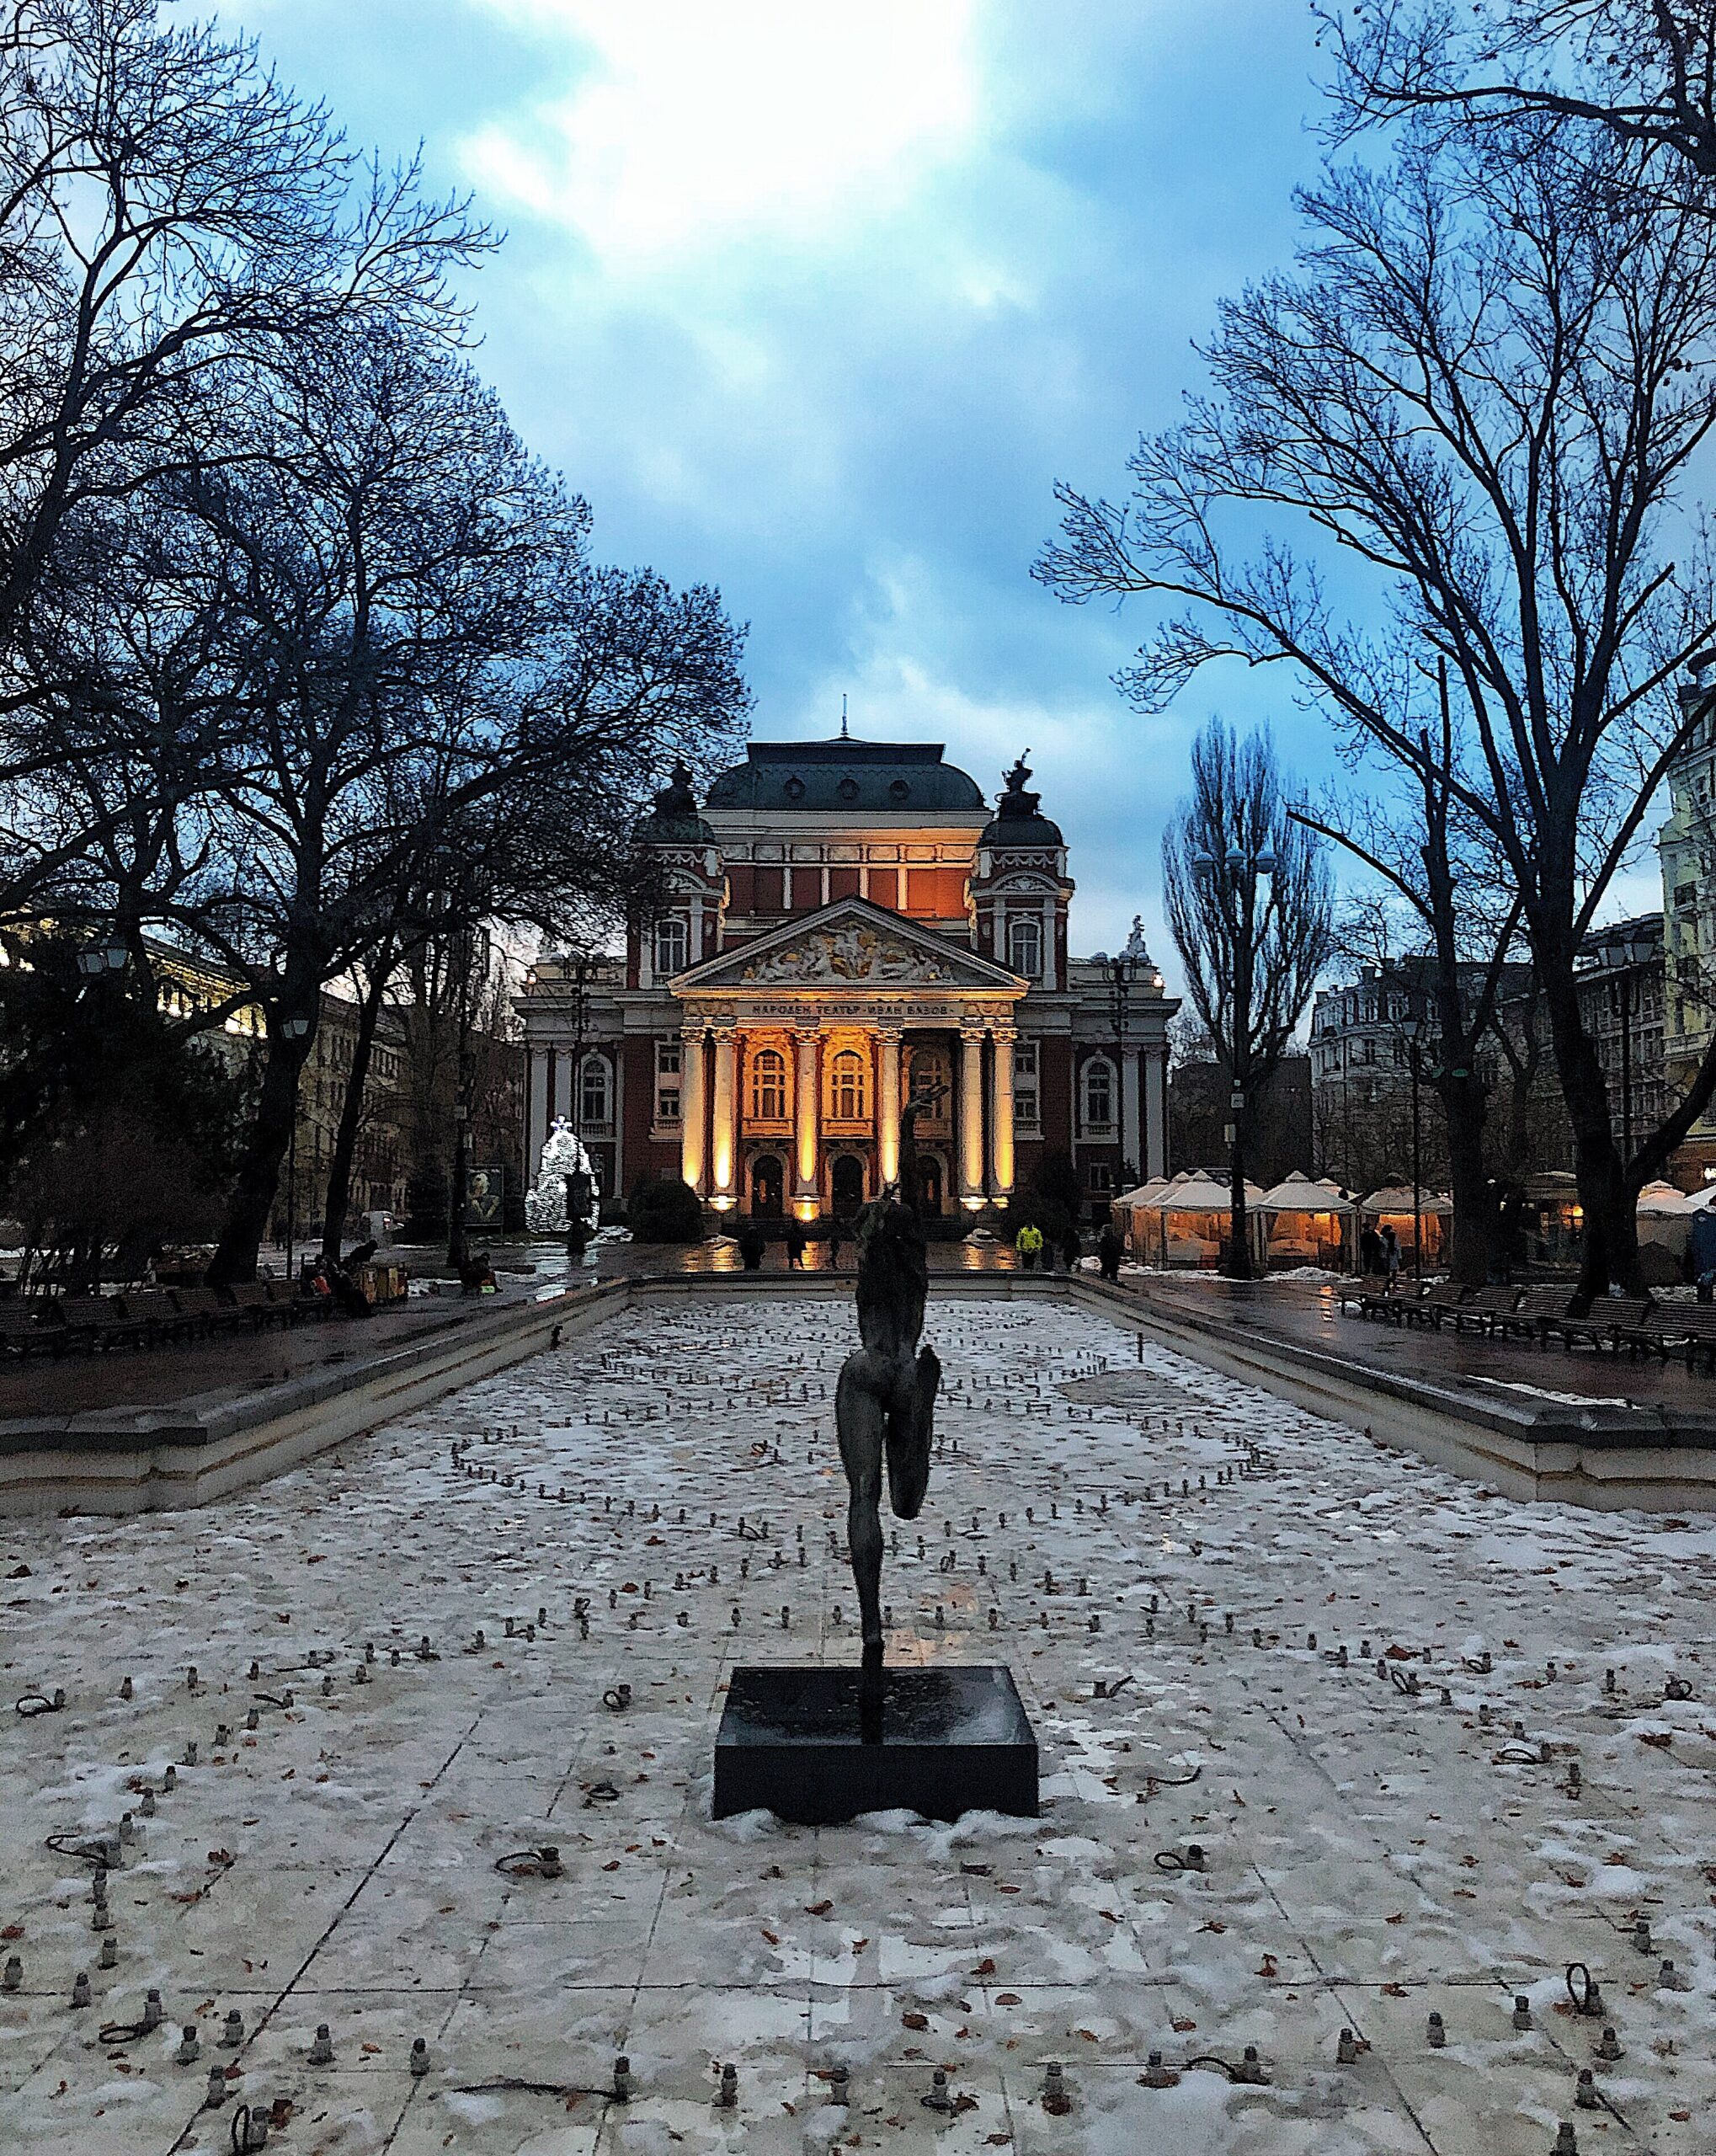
[653,915,690,975]
[655,1039,681,1126]
[1007,915,1043,978]
[1086,1160,1115,1193]
[1014,1041,1040,1130]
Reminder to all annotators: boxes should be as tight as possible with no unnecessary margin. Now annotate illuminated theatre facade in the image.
[519,737,1174,1222]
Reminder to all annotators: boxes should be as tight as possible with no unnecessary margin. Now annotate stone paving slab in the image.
[0,1293,1712,2153]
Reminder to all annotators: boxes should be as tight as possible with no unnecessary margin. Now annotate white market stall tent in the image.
[1111,1177,1171,1236]
[1360,1186,1452,1265]
[1260,1171,1356,1272]
[1125,1170,1268,1269]
[1636,1179,1695,1277]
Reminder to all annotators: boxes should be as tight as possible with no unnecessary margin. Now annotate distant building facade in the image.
[516,736,1178,1221]
[1170,1053,1312,1189]
[1658,703,1716,1180]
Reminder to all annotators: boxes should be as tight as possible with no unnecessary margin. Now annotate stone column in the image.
[610,1041,626,1198]
[711,1026,738,1207]
[959,1023,987,1204]
[989,1025,1017,1199]
[1146,1046,1169,1179]
[1121,1043,1142,1179]
[793,1025,820,1214]
[877,1026,903,1187]
[527,1049,551,1181]
[679,1023,707,1193]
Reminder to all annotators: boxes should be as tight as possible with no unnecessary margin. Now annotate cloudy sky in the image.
[223,0,1351,961]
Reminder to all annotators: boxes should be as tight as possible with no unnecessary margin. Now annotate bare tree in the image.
[1163,721,1332,1277]
[0,0,478,649]
[1318,1,1716,181]
[1038,118,1716,1298]
[1297,666,1527,1281]
[154,328,746,1283]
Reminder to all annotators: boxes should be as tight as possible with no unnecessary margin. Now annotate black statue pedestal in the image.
[712,1664,1038,1825]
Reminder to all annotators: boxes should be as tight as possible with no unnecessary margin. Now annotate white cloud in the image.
[462,0,978,256]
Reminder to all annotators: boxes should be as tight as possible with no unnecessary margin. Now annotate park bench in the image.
[1448,1284,1525,1335]
[1361,1283,1433,1325]
[1490,1285,1575,1345]
[1401,1283,1469,1331]
[168,1286,242,1338]
[118,1289,191,1344]
[57,1294,146,1350]
[1544,1293,1654,1353]
[1614,1303,1716,1371]
[285,1278,333,1321]
[225,1282,289,1330]
[0,1301,68,1360]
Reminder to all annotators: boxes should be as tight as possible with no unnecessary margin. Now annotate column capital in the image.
[791,1017,821,1042]
[876,1022,903,1044]
[990,1022,1020,1047]
[679,1018,709,1044]
[959,1018,989,1043]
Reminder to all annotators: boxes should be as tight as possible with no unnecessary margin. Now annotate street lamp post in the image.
[1410,1041,1424,1285]
[1619,974,1633,1162]
[1192,842,1276,1278]
[1100,950,1138,1188]
[1587,921,1660,1167]
[561,947,596,1251]
[280,1015,312,1281]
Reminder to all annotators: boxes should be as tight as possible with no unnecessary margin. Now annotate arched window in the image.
[1081,1054,1115,1133]
[1007,914,1043,979]
[748,1045,789,1123]
[829,1048,870,1122]
[578,1053,612,1130]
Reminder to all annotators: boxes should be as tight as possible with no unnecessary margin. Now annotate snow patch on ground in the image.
[0,1292,1713,2153]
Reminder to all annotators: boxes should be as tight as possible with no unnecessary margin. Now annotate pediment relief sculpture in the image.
[739,924,954,987]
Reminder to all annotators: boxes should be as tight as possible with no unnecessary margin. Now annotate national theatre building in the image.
[517,734,1175,1224]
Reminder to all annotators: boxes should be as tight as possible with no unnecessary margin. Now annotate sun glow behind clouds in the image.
[464,0,978,254]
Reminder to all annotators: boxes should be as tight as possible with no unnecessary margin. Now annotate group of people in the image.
[1358,1220,1402,1288]
[735,1216,850,1271]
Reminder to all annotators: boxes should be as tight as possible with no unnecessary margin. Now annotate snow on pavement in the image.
[2,1291,1713,2154]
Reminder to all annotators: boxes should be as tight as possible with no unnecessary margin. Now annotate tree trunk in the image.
[1541,965,1639,1303]
[1438,1072,1492,1286]
[320,964,391,1265]
[206,1027,314,1287]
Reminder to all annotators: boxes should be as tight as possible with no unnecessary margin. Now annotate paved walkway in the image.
[0,1240,1031,1422]
[4,1290,1711,2153]
[12,1243,1713,1428]
[1128,1274,1715,1414]
[0,1267,562,1422]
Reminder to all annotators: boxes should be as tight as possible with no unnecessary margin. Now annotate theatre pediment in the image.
[672,898,1023,998]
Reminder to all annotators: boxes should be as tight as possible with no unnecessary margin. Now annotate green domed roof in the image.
[706,737,985,813]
